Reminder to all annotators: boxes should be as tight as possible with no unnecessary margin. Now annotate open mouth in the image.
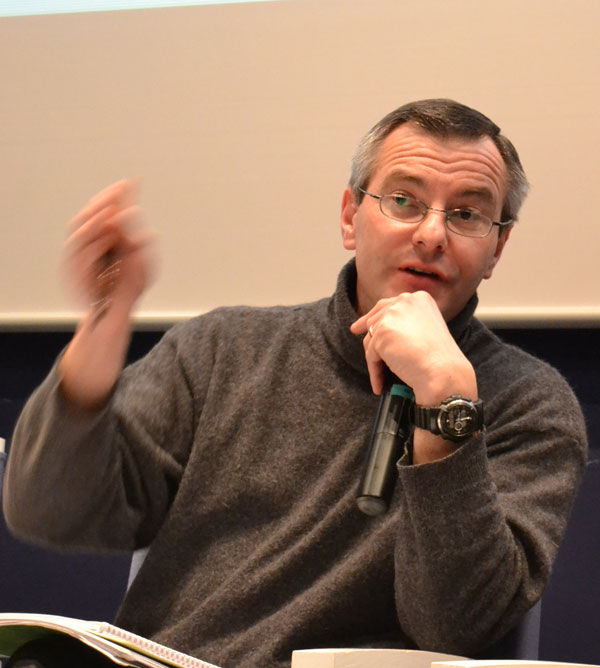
[403,266,441,280]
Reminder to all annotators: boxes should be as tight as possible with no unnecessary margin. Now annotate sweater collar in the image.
[324,258,478,377]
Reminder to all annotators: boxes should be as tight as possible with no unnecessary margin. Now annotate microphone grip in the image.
[356,381,414,516]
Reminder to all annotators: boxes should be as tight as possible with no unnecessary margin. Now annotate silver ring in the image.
[368,325,375,337]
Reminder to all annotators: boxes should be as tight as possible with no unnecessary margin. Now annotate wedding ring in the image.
[368,325,375,337]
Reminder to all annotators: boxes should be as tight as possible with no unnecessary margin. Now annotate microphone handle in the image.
[356,381,414,516]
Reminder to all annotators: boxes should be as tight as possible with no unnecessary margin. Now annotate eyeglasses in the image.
[358,188,512,238]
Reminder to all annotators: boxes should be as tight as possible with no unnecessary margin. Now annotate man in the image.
[3,99,587,667]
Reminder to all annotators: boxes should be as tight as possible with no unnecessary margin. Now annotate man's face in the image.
[340,122,511,321]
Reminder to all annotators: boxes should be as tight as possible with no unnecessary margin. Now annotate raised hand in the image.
[62,179,157,320]
[58,180,158,410]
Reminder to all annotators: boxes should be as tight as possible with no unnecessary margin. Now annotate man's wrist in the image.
[411,429,461,464]
[411,358,477,407]
[414,395,484,443]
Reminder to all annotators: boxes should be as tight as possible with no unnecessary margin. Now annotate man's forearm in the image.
[3,362,138,551]
[59,301,133,411]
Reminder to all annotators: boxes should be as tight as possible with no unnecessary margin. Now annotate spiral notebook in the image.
[0,612,220,668]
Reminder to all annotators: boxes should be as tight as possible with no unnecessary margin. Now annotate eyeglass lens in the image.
[381,194,492,237]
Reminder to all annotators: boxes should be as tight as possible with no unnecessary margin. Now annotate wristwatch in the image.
[413,395,484,442]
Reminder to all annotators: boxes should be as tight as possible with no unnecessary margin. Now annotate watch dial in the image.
[441,405,475,437]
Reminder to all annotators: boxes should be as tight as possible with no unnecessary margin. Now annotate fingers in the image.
[365,347,385,395]
[64,208,116,304]
[349,298,389,336]
[67,179,138,234]
[62,180,152,309]
[357,313,387,395]
[66,206,118,260]
[67,181,138,257]
[351,291,477,406]
[351,292,444,395]
[350,296,399,394]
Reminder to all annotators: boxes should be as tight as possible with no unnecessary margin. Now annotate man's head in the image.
[349,99,528,227]
[340,100,529,320]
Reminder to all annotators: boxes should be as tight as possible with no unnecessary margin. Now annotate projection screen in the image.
[1,0,599,328]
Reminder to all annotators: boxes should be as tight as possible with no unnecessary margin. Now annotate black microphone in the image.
[356,373,414,516]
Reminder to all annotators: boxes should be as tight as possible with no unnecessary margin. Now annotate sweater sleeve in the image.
[3,324,202,552]
[392,363,587,655]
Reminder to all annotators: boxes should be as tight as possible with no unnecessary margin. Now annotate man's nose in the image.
[412,208,449,251]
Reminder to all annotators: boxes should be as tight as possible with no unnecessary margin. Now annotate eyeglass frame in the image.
[358,187,513,238]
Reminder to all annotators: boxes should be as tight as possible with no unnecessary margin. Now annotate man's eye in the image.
[456,209,480,221]
[391,194,417,209]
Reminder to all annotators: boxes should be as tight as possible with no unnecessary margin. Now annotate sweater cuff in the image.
[396,433,489,509]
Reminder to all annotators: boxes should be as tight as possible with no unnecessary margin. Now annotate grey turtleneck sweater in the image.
[4,261,587,667]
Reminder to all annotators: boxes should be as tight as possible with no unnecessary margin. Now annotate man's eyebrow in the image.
[379,170,425,190]
[456,188,495,204]
[381,172,496,203]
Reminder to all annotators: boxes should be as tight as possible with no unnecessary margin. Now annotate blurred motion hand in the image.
[58,180,158,410]
[62,179,157,318]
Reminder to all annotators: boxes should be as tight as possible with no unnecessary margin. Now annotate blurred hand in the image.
[62,179,158,317]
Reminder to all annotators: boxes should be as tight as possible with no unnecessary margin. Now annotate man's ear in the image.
[340,187,358,250]
[484,225,512,280]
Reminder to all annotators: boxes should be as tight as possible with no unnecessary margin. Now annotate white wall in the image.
[1,0,599,327]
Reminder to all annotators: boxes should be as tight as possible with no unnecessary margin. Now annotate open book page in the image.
[0,613,220,668]
[0,622,165,668]
[291,648,467,668]
[52,632,169,668]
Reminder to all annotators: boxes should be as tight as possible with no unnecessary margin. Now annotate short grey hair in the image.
[349,99,529,224]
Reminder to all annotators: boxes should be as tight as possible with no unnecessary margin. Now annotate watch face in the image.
[437,399,477,440]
